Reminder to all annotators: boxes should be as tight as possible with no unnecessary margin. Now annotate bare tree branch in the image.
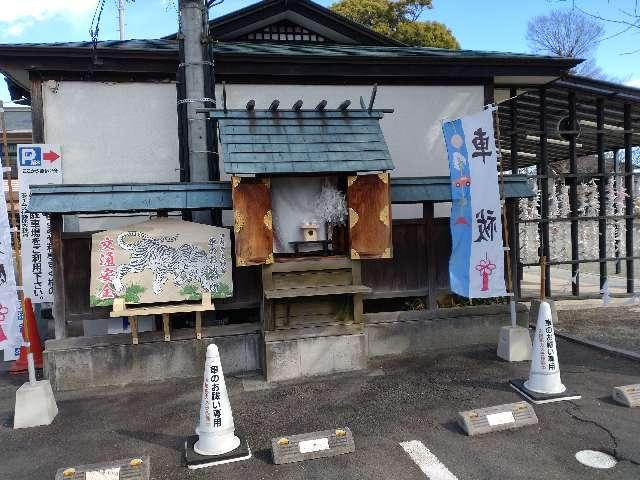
[527,9,604,58]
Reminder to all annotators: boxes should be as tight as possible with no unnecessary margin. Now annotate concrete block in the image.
[612,384,640,407]
[44,327,261,391]
[266,340,302,382]
[365,304,529,358]
[271,427,355,464]
[14,380,58,429]
[265,333,367,382]
[497,326,532,362]
[55,456,150,479]
[458,401,538,436]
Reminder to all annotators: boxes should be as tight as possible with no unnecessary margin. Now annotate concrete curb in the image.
[554,331,640,363]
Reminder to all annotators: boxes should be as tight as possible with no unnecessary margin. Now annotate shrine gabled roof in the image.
[209,109,395,174]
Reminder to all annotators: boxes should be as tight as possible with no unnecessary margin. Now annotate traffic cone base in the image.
[185,435,252,470]
[509,378,581,405]
[510,301,581,404]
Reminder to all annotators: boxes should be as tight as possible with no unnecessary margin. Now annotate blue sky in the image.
[1,0,639,105]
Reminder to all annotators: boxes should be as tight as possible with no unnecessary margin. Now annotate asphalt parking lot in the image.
[1,339,639,480]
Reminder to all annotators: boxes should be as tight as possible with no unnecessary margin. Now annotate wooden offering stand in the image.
[110,294,215,345]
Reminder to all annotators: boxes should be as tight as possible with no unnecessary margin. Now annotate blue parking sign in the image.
[18,146,42,166]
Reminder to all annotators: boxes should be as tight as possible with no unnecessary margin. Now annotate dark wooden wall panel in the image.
[361,218,450,296]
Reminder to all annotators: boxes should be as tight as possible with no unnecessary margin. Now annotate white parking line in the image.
[400,440,458,480]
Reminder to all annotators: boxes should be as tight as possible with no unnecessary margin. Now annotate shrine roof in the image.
[208,109,395,175]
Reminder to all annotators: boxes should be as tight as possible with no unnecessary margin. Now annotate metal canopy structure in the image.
[498,75,640,167]
[208,108,395,174]
[497,75,640,300]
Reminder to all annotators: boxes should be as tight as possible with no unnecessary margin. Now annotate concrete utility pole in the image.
[118,0,125,40]
[179,0,211,224]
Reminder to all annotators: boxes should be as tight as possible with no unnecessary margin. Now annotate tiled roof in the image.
[0,39,177,51]
[0,39,573,63]
[211,109,394,174]
[211,42,571,61]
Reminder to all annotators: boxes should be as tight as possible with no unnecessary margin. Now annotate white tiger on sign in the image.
[111,231,227,296]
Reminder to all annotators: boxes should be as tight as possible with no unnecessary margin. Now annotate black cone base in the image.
[184,435,251,470]
[510,378,581,404]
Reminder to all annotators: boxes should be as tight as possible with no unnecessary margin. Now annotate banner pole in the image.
[0,101,23,291]
[540,256,546,301]
[1,102,31,380]
[492,106,517,328]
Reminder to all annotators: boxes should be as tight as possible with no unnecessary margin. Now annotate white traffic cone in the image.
[524,301,565,394]
[194,343,241,455]
[185,343,251,469]
[510,301,581,404]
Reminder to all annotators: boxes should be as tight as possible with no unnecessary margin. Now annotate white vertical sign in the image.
[17,144,62,303]
[0,154,22,355]
[443,108,506,298]
[463,109,506,298]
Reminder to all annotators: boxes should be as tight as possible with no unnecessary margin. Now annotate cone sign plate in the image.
[486,411,515,426]
[299,438,330,454]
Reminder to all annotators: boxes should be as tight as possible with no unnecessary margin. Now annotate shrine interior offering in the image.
[90,218,233,306]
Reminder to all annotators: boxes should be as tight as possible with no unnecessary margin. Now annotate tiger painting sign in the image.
[89,218,233,306]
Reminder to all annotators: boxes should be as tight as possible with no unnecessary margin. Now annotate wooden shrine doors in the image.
[347,172,392,259]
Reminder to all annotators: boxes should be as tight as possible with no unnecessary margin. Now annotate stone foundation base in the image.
[264,326,368,382]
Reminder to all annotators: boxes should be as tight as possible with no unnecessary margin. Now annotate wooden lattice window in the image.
[240,19,328,43]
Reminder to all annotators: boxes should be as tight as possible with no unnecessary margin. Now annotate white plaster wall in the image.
[43,81,180,184]
[41,81,483,225]
[42,81,180,231]
[220,84,484,218]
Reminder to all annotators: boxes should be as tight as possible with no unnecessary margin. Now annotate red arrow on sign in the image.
[43,150,60,163]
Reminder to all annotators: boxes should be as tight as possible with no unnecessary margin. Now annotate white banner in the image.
[17,144,62,303]
[464,109,506,298]
[0,154,22,353]
[443,108,506,298]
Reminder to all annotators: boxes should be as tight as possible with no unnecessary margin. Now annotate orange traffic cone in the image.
[9,298,43,374]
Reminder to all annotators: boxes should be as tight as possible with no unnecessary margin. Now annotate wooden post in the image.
[51,214,67,339]
[423,202,437,309]
[596,98,607,291]
[624,103,634,294]
[130,315,139,345]
[614,149,622,275]
[261,264,274,331]
[162,313,171,341]
[30,79,45,143]
[507,199,520,300]
[538,88,551,298]
[540,256,546,301]
[195,312,202,340]
[196,293,211,339]
[352,260,363,323]
[352,293,363,324]
[568,91,580,296]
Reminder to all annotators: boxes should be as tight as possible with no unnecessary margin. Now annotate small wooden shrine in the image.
[205,92,395,380]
